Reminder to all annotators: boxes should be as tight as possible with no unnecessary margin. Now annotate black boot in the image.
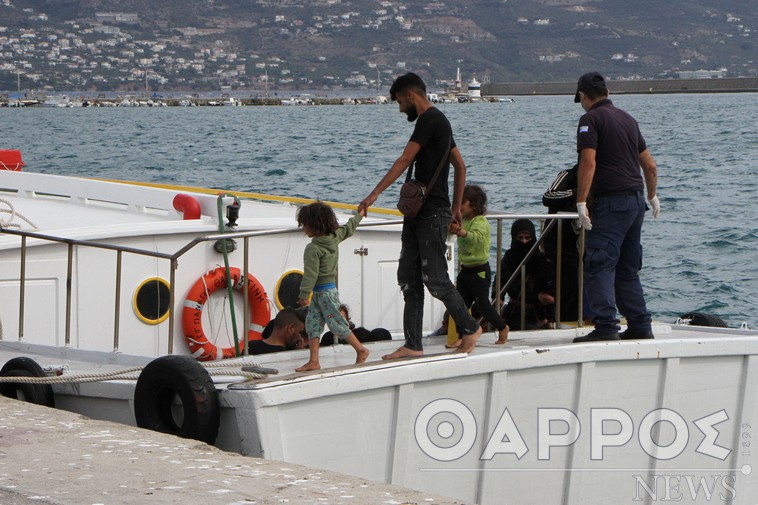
[573,329,620,343]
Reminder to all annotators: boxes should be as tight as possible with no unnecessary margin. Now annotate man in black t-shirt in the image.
[571,72,661,343]
[359,73,482,357]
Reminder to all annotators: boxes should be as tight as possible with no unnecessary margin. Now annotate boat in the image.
[280,94,314,105]
[1,156,757,504]
[42,95,76,108]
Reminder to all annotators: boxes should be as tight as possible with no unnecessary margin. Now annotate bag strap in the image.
[404,136,452,189]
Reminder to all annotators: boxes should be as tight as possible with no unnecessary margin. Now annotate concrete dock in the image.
[0,397,468,505]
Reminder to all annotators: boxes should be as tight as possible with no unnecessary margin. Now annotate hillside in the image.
[1,0,756,92]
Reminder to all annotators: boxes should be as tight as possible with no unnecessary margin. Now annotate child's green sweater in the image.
[298,214,363,299]
[457,215,490,266]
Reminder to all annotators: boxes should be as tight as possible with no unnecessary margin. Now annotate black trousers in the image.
[456,263,507,333]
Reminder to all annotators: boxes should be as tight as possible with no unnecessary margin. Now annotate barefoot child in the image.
[449,185,509,347]
[295,202,369,371]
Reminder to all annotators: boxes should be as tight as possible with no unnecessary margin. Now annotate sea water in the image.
[2,93,756,327]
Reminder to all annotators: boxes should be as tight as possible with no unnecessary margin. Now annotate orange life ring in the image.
[182,267,270,361]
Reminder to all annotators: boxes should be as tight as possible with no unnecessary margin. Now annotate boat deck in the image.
[1,322,752,389]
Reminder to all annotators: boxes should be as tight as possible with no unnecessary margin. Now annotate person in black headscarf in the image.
[493,219,552,330]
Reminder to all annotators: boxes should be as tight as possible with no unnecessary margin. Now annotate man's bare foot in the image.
[445,339,462,349]
[495,325,510,344]
[355,347,370,364]
[382,346,423,360]
[457,327,483,353]
[296,361,321,372]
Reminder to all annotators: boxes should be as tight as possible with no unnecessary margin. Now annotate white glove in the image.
[648,195,661,218]
[576,202,592,230]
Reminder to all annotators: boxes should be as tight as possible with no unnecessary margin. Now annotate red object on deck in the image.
[0,150,24,171]
[173,193,202,220]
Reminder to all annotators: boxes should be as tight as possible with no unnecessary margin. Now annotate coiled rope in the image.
[0,197,39,230]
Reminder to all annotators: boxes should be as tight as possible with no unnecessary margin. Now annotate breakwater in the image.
[3,77,757,107]
[484,77,758,96]
[0,96,369,107]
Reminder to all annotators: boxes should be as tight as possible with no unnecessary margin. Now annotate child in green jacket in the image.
[449,185,509,347]
[295,202,369,371]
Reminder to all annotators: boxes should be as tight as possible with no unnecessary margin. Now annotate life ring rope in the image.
[182,266,271,361]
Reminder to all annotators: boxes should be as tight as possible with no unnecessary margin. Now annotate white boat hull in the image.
[2,170,757,504]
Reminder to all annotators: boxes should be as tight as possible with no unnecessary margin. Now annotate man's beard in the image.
[405,105,418,122]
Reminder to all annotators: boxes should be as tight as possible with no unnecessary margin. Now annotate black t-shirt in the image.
[409,107,457,208]
[576,99,646,197]
[249,339,286,354]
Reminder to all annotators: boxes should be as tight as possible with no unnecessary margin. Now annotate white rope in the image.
[0,358,268,384]
[0,197,39,230]
[203,268,233,350]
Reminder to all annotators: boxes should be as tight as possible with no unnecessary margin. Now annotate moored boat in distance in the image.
[280,94,314,105]
[0,157,756,505]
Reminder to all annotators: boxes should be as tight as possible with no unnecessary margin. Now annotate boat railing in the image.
[1,211,583,356]
[0,226,176,352]
[488,213,585,330]
[0,224,310,355]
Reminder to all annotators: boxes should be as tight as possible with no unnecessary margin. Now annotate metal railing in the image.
[0,225,304,355]
[1,212,584,356]
[489,213,585,330]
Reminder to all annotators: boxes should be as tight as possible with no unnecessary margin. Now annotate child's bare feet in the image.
[457,327,483,353]
[495,325,510,344]
[296,361,321,372]
[356,347,369,364]
[382,346,423,360]
[445,339,462,349]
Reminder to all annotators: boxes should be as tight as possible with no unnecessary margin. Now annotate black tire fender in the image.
[0,357,55,407]
[134,355,220,444]
[679,312,728,328]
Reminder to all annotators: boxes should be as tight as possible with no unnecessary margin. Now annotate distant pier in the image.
[3,77,757,107]
[484,77,758,96]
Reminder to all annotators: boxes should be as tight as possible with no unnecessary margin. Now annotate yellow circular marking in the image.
[133,277,171,324]
[274,269,310,309]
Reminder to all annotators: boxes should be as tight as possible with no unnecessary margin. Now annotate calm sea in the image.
[2,93,757,327]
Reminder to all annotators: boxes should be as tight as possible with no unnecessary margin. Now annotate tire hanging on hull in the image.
[0,356,55,407]
[678,312,728,328]
[134,355,220,444]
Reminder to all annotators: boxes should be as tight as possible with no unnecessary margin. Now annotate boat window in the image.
[274,270,304,309]
[134,277,171,324]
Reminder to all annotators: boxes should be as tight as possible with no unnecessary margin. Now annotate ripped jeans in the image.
[398,205,480,351]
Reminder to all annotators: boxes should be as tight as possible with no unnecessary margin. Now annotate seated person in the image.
[494,219,552,330]
[427,310,449,336]
[322,304,390,345]
[368,328,392,341]
[250,308,306,354]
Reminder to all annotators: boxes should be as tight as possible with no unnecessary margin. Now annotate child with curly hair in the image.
[449,185,509,346]
[295,202,369,371]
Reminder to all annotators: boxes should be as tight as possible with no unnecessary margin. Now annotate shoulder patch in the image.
[579,126,590,133]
